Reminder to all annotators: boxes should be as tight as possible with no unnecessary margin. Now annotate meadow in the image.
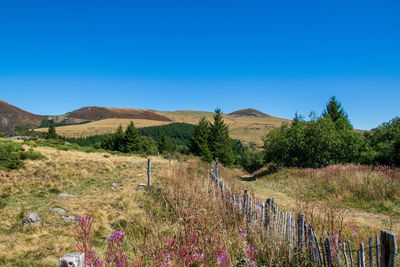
[1,138,399,266]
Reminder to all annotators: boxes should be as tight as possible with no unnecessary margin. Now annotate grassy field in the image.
[1,140,399,265]
[35,110,291,146]
[242,164,400,242]
[35,118,171,137]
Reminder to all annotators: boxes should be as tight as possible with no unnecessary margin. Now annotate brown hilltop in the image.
[0,100,44,133]
[65,106,172,121]
[228,108,271,118]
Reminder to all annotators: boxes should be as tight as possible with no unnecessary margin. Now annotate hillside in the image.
[228,108,271,118]
[64,106,172,121]
[1,100,290,145]
[0,100,44,133]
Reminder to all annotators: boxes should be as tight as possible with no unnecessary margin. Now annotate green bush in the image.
[0,140,45,170]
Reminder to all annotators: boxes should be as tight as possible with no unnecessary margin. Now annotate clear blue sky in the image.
[0,0,399,130]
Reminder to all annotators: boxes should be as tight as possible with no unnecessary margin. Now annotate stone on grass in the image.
[111,182,120,187]
[59,253,84,267]
[58,215,77,224]
[49,207,66,213]
[56,193,76,199]
[22,213,41,226]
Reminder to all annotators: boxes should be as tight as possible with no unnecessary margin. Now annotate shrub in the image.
[0,140,45,170]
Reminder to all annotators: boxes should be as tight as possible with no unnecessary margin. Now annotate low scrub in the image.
[0,139,45,170]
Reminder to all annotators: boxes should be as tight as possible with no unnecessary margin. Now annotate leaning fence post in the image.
[380,230,397,267]
[147,158,151,187]
[315,234,323,266]
[343,241,349,267]
[348,240,354,267]
[59,253,85,267]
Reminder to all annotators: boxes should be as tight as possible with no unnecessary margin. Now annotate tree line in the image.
[263,96,400,168]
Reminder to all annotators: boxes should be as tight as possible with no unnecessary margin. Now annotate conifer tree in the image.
[322,96,352,129]
[46,123,57,139]
[209,108,234,166]
[123,121,139,152]
[189,117,212,162]
[158,134,172,154]
[114,125,125,151]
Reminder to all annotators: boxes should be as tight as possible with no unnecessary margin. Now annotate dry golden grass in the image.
[0,145,169,266]
[35,118,171,137]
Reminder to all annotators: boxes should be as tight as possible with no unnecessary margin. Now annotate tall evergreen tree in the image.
[209,109,234,166]
[322,96,352,129]
[46,124,57,139]
[189,117,212,162]
[158,134,172,154]
[114,125,125,151]
[123,121,139,152]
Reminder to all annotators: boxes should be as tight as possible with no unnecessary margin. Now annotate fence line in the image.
[210,158,398,267]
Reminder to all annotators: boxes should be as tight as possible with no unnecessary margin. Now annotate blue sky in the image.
[0,0,399,130]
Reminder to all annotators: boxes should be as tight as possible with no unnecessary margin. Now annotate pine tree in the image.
[209,108,234,166]
[46,124,57,139]
[158,134,172,154]
[123,121,139,153]
[322,96,352,129]
[114,125,125,151]
[189,117,212,162]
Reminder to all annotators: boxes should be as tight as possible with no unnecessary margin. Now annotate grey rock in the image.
[58,215,77,224]
[111,182,119,187]
[49,207,66,213]
[64,141,71,145]
[59,253,85,267]
[22,213,41,226]
[56,193,76,199]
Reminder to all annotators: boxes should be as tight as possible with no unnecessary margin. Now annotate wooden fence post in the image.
[147,158,151,187]
[343,242,349,267]
[348,240,354,267]
[324,231,333,267]
[360,243,365,267]
[368,237,373,267]
[380,230,397,267]
[215,158,219,179]
[297,214,305,249]
[376,235,380,267]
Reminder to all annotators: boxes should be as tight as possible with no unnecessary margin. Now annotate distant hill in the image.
[228,108,271,118]
[0,100,44,133]
[64,106,172,121]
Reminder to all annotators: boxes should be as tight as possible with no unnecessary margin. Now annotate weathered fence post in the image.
[368,237,373,267]
[324,231,333,267]
[336,236,342,267]
[59,253,85,267]
[360,243,365,267]
[343,242,349,267]
[348,240,354,267]
[147,158,151,187]
[380,230,397,267]
[215,158,219,179]
[168,153,171,166]
[297,214,305,249]
[376,235,380,267]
